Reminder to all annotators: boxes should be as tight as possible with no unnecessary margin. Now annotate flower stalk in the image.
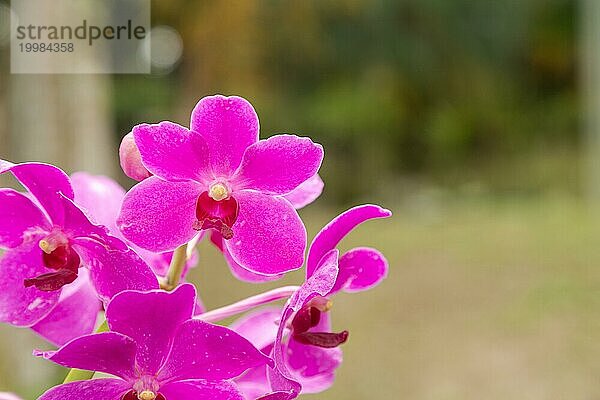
[164,244,188,291]
[196,286,299,323]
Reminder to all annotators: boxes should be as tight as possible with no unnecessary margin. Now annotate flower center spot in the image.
[209,183,229,201]
[138,391,156,400]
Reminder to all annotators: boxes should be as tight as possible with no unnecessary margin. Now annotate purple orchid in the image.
[0,160,158,345]
[230,205,391,397]
[36,284,272,400]
[117,95,323,277]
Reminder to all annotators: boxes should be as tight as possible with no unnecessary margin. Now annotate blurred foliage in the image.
[113,0,577,204]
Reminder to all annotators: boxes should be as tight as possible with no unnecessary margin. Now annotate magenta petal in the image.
[0,189,50,248]
[256,391,297,400]
[74,238,158,303]
[226,191,306,275]
[211,233,284,283]
[37,379,130,400]
[269,250,339,394]
[0,161,74,225]
[287,313,342,393]
[190,95,259,176]
[230,307,281,351]
[105,284,195,375]
[282,174,324,209]
[133,122,211,183]
[232,135,323,195]
[31,270,100,346]
[71,172,126,235]
[159,380,244,400]
[158,319,272,382]
[0,243,60,326]
[306,204,392,278]
[36,332,137,380]
[331,247,389,295]
[118,176,201,252]
[57,194,124,250]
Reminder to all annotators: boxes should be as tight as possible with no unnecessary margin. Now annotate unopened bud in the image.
[119,132,152,181]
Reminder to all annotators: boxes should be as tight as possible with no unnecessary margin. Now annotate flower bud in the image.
[119,132,152,181]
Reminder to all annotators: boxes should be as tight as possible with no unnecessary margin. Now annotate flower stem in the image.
[164,244,188,291]
[195,286,300,323]
[62,319,109,383]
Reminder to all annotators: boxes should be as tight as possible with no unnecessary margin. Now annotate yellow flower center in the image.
[38,239,54,254]
[138,391,156,400]
[209,183,229,201]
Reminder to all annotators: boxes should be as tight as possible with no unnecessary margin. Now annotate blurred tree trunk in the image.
[8,0,115,176]
[9,75,115,176]
[582,0,600,201]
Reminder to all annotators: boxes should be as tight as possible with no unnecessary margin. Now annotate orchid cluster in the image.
[0,95,391,400]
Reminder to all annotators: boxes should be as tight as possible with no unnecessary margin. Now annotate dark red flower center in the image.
[193,188,239,240]
[122,390,166,400]
[24,237,81,292]
[290,302,349,349]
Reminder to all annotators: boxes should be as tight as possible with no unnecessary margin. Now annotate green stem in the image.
[164,244,188,291]
[62,319,109,383]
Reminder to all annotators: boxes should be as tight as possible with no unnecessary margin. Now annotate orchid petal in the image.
[0,189,50,248]
[226,191,306,276]
[287,313,342,393]
[56,193,124,252]
[35,332,137,380]
[0,242,60,326]
[158,319,272,382]
[282,174,324,209]
[269,250,339,393]
[74,238,158,303]
[133,122,211,183]
[210,233,284,283]
[306,204,391,278]
[71,172,125,235]
[105,284,195,375]
[331,247,388,295]
[37,379,129,400]
[0,161,74,225]
[159,380,244,400]
[190,95,259,176]
[256,391,297,400]
[117,176,201,252]
[31,269,100,346]
[230,307,281,351]
[232,135,323,195]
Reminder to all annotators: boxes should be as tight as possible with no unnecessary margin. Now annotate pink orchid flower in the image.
[36,284,272,400]
[117,95,323,278]
[0,160,158,345]
[231,205,391,398]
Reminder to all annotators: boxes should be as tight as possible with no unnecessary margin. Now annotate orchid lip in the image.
[290,299,350,349]
[24,233,82,292]
[122,390,166,400]
[194,190,239,240]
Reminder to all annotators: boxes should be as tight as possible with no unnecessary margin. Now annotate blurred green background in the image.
[1,0,599,399]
